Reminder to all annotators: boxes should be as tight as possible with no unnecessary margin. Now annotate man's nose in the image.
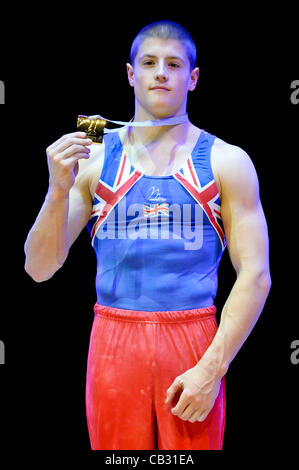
[154,61,168,82]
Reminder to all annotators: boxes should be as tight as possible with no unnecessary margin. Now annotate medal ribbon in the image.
[88,113,188,133]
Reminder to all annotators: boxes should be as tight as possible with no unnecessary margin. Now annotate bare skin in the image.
[24,37,271,423]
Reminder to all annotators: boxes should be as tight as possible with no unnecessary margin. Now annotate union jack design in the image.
[143,203,169,217]
[89,151,142,245]
[89,132,226,250]
[174,154,226,249]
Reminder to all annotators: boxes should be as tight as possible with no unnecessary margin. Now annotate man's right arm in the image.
[24,131,102,282]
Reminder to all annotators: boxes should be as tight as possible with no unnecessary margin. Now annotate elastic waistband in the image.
[93,303,216,323]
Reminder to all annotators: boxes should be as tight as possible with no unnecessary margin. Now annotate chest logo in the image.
[143,202,169,217]
[148,186,167,202]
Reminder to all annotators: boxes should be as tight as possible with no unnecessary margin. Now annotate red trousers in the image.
[85,303,226,450]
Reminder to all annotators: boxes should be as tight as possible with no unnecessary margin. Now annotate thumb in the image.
[165,377,184,404]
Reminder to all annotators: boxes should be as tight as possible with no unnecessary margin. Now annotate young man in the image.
[24,21,271,450]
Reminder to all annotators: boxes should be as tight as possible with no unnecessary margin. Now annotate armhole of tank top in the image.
[100,134,110,181]
[208,134,222,201]
[91,131,114,201]
[205,132,217,181]
[191,131,218,188]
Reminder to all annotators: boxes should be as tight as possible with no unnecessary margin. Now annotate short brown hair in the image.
[130,20,197,70]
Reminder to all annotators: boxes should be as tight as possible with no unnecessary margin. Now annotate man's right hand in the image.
[46,132,93,197]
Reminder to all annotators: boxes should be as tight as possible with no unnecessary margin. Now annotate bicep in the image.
[220,147,270,275]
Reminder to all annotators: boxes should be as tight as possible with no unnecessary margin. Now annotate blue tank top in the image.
[87,130,226,311]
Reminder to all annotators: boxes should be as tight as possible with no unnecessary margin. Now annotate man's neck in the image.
[131,107,191,148]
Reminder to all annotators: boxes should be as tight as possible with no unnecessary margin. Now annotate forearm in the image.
[24,188,70,282]
[197,269,271,378]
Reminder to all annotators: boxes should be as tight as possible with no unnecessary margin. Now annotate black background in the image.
[0,3,298,462]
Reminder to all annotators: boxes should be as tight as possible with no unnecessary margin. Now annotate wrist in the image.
[47,185,70,203]
[195,341,229,380]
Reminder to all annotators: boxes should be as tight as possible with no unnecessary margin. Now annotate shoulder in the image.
[211,136,255,174]
[211,136,259,203]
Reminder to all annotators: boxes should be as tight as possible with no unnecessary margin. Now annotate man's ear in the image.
[188,67,199,91]
[126,63,134,87]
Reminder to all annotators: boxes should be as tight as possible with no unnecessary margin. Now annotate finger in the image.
[197,410,209,422]
[47,132,89,153]
[189,408,208,423]
[49,137,93,158]
[188,408,203,423]
[60,143,93,160]
[47,132,86,152]
[63,153,91,167]
[171,389,192,417]
[165,377,183,404]
[180,403,198,421]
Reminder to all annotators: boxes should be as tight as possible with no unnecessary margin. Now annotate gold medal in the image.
[77,115,106,143]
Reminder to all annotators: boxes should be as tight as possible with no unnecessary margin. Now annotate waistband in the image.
[93,303,216,323]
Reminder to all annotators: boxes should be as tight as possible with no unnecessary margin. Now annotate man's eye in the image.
[143,60,154,66]
[169,63,180,68]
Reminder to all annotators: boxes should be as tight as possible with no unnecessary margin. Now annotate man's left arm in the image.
[165,145,271,423]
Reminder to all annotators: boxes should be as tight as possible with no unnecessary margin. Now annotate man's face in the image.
[127,37,199,119]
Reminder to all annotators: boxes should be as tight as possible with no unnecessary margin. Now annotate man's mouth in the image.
[150,86,170,91]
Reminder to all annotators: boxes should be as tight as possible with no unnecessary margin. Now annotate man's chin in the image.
[145,107,181,121]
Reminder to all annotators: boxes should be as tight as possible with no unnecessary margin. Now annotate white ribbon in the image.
[88,113,188,133]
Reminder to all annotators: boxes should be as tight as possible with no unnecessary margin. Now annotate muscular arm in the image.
[200,145,271,376]
[24,138,104,282]
[24,184,90,282]
[166,144,271,422]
